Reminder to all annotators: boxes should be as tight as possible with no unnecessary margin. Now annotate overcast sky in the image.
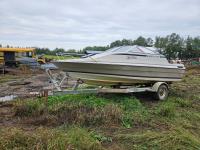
[0,0,200,50]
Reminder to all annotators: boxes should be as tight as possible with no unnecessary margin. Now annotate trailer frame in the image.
[46,69,169,100]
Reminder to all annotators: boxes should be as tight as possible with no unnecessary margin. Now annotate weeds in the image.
[0,127,103,150]
[14,95,146,127]
[115,127,200,150]
[1,68,200,149]
[91,132,112,143]
[0,127,71,150]
[66,127,102,150]
[7,69,200,150]
[173,97,193,108]
[14,99,46,117]
[156,101,176,118]
[119,98,144,111]
[48,94,110,107]
[119,98,149,128]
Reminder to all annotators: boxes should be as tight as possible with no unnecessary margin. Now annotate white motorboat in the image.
[53,46,185,86]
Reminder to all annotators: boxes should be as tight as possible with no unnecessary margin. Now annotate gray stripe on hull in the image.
[68,72,182,86]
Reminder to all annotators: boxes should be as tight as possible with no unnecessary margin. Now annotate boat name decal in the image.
[127,56,137,59]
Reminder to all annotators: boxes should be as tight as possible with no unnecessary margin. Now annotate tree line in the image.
[1,33,200,60]
[81,33,200,60]
[37,33,200,60]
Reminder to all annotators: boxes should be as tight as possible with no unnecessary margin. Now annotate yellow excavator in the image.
[0,48,46,66]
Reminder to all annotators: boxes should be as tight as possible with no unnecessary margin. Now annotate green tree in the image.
[154,36,167,48]
[183,36,193,59]
[82,46,109,53]
[155,33,184,60]
[133,36,147,46]
[192,37,200,58]
[110,40,122,48]
[52,48,65,55]
[121,39,133,46]
[166,33,184,59]
[146,38,154,47]
[35,48,51,55]
[66,49,76,53]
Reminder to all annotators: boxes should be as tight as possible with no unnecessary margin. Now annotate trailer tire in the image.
[155,84,169,100]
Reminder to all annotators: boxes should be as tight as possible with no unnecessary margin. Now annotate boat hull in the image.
[53,61,185,86]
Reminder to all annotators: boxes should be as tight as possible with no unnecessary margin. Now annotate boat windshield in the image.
[106,47,121,52]
[91,46,162,59]
[106,46,160,55]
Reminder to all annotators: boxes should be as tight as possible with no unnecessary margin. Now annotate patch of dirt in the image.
[21,115,58,127]
[0,69,51,98]
[0,102,44,130]
[0,102,17,127]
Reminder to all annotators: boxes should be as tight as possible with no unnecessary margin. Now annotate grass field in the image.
[44,55,78,60]
[0,67,200,149]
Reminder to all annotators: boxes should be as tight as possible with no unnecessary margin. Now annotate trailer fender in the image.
[151,82,168,92]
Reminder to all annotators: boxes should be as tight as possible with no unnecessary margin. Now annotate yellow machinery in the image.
[0,48,46,65]
[0,51,4,64]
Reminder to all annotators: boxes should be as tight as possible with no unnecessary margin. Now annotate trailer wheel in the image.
[155,84,169,100]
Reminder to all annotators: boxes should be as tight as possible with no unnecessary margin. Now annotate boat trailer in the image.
[46,69,169,100]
